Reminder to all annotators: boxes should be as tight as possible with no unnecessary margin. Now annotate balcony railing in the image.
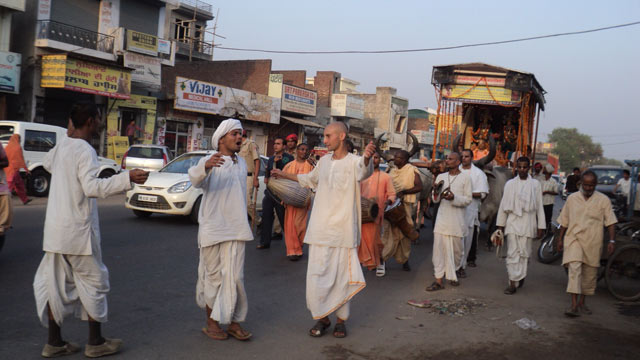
[37,20,114,54]
[175,39,213,57]
[180,0,213,13]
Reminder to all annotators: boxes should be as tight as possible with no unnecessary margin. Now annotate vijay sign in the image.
[174,76,225,115]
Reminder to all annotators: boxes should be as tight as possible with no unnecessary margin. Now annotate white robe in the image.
[298,153,372,319]
[189,152,253,323]
[459,164,489,269]
[432,171,472,279]
[496,175,546,282]
[34,136,131,326]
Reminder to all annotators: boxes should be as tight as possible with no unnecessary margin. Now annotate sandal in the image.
[309,319,331,337]
[564,307,580,318]
[426,282,444,291]
[580,305,593,315]
[227,325,252,341]
[202,327,228,340]
[503,286,516,295]
[449,280,460,287]
[333,323,347,338]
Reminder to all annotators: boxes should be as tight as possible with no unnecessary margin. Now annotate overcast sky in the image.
[212,0,640,161]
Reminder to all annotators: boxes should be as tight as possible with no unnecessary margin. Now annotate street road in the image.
[1,195,639,359]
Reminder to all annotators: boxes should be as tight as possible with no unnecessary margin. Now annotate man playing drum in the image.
[272,122,375,338]
[282,143,314,260]
[426,152,472,291]
[359,152,396,276]
[382,150,422,271]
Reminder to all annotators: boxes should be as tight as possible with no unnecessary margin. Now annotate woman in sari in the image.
[4,134,31,205]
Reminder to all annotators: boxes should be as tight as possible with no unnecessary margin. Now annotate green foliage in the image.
[548,128,603,171]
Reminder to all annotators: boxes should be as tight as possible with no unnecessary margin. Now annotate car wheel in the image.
[189,196,201,224]
[28,169,51,197]
[99,169,116,178]
[133,209,152,218]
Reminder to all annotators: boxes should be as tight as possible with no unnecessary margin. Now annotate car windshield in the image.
[160,154,205,174]
[128,146,164,159]
[591,169,623,185]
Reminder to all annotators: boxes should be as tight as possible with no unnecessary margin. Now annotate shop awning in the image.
[281,116,324,128]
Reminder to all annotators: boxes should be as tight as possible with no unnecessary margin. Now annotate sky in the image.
[210,0,640,161]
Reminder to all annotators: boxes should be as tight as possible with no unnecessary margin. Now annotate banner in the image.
[40,54,66,88]
[268,73,283,98]
[158,39,171,55]
[42,55,131,99]
[281,84,316,116]
[124,52,161,87]
[174,77,281,124]
[0,51,21,94]
[442,84,521,106]
[126,30,158,56]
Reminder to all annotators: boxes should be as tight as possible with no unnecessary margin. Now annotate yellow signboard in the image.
[41,54,67,88]
[106,94,158,160]
[41,56,132,99]
[126,30,158,56]
[108,136,130,165]
[442,84,521,106]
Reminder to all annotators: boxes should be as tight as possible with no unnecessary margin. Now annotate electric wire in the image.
[216,20,640,54]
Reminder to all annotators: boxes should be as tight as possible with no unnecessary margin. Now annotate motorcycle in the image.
[537,222,562,264]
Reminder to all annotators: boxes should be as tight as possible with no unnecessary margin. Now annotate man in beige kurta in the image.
[557,170,617,317]
[382,150,422,271]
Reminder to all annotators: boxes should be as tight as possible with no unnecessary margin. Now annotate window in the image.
[128,146,165,159]
[394,115,407,133]
[24,130,56,152]
[174,18,188,41]
[161,154,205,174]
[0,125,15,142]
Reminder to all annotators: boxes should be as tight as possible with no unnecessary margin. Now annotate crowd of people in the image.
[25,101,630,357]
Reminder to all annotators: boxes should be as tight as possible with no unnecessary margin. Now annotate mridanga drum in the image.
[361,197,379,223]
[267,177,312,208]
[384,198,420,241]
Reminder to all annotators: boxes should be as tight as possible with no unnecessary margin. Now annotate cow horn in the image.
[408,131,419,158]
[473,135,496,169]
[375,132,393,162]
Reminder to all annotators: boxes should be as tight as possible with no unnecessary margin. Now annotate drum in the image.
[384,198,419,241]
[361,197,379,223]
[384,198,404,222]
[267,177,312,208]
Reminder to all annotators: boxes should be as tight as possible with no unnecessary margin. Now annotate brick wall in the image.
[313,71,341,107]
[272,70,306,88]
[408,117,430,131]
[162,59,272,97]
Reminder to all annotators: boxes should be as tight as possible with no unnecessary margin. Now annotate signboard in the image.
[0,51,21,94]
[442,84,521,106]
[108,136,130,165]
[124,52,161,87]
[126,29,158,56]
[453,75,506,87]
[410,129,436,145]
[37,0,51,21]
[174,77,281,124]
[281,84,316,116]
[41,54,66,87]
[331,94,364,119]
[268,73,283,98]
[41,55,131,99]
[158,39,172,54]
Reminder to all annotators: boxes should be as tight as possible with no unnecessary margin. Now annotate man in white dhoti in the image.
[426,152,472,291]
[189,118,253,341]
[272,122,375,338]
[33,102,148,358]
[557,171,617,317]
[458,149,489,276]
[496,157,546,295]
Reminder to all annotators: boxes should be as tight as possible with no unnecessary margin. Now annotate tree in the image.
[548,128,603,171]
[593,157,624,167]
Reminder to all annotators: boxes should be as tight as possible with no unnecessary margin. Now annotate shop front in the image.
[172,76,281,156]
[105,94,157,162]
[40,54,132,154]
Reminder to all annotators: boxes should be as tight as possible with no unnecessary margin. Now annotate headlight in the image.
[168,181,192,193]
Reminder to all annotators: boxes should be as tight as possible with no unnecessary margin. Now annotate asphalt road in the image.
[1,195,639,360]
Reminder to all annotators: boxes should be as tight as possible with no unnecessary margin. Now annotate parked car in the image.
[125,152,267,223]
[587,165,625,198]
[0,121,120,196]
[121,144,172,172]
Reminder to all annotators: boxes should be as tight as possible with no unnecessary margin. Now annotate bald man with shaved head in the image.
[272,121,376,338]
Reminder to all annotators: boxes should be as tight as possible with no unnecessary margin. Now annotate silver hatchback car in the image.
[122,145,172,172]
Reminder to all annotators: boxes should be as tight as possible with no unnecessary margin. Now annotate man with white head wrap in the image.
[188,118,253,341]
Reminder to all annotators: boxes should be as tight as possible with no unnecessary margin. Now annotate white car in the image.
[125,151,267,223]
[0,121,120,196]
